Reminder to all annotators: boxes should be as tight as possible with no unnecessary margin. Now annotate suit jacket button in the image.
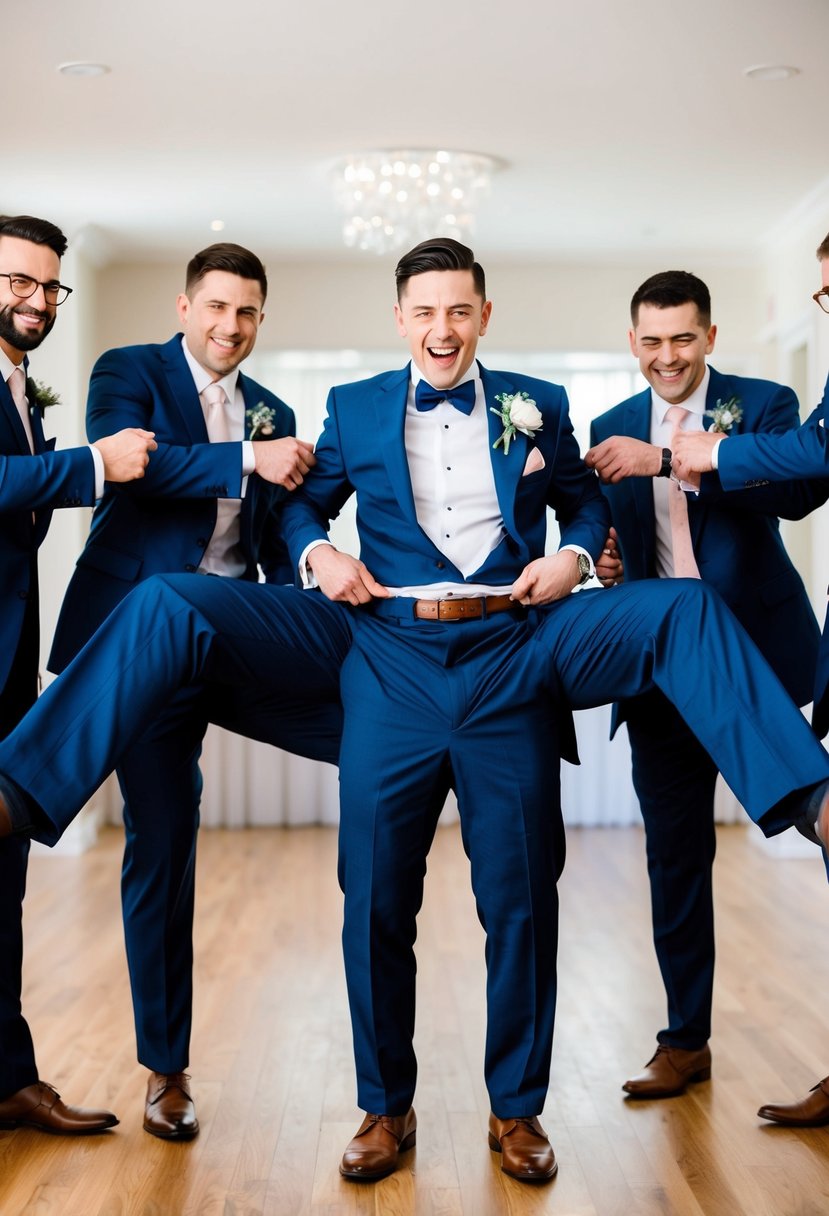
[436,561,445,570]
[184,564,197,573]
[17,590,28,600]
[197,537,207,547]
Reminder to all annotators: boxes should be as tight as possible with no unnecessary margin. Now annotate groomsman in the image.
[586,270,827,1100]
[1,240,829,1179]
[0,213,154,1134]
[47,242,316,1140]
[674,232,829,1126]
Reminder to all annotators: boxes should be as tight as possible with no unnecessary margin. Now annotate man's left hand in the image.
[511,551,582,606]
[584,436,662,483]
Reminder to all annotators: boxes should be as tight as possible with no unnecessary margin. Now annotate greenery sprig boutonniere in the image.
[705,396,742,433]
[246,402,276,438]
[25,377,60,415]
[490,391,543,455]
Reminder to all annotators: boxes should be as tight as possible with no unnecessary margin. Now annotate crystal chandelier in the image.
[331,149,497,255]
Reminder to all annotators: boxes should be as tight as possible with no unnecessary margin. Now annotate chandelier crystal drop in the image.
[331,149,498,255]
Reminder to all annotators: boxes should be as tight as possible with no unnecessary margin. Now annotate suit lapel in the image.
[0,367,33,455]
[373,365,420,530]
[623,389,657,561]
[480,366,527,542]
[161,336,209,443]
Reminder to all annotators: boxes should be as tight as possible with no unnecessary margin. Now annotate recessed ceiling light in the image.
[210,220,225,232]
[57,61,111,78]
[743,63,800,81]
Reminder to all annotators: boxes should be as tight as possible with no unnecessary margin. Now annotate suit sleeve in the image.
[280,386,356,569]
[86,349,246,498]
[0,447,96,511]
[545,392,610,558]
[698,383,829,516]
[716,419,829,486]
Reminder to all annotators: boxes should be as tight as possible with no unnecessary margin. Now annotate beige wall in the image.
[92,255,765,366]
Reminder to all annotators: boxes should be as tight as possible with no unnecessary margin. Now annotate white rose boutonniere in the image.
[491,391,543,455]
[246,402,277,438]
[704,396,743,434]
[26,377,60,415]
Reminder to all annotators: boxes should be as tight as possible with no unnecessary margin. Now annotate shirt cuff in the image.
[241,440,255,477]
[710,434,725,470]
[298,539,332,589]
[88,444,105,498]
[560,543,594,577]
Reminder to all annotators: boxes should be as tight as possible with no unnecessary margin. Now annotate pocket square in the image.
[522,447,546,476]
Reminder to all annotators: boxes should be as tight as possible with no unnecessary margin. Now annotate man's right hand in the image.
[307,545,390,605]
[253,437,316,490]
[93,429,157,481]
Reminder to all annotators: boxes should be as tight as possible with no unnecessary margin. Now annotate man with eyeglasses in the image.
[0,213,156,1135]
[673,230,829,1126]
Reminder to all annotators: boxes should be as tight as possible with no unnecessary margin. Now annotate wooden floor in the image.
[2,824,829,1216]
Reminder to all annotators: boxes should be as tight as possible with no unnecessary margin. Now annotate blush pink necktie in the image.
[202,381,230,442]
[9,366,34,452]
[664,405,700,579]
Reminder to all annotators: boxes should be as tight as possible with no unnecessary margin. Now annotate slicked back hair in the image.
[395,237,486,301]
[630,270,711,328]
[185,243,268,301]
[0,215,68,259]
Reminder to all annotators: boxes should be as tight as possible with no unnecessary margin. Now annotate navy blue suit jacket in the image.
[281,363,609,763]
[712,369,829,732]
[590,366,826,710]
[282,363,609,586]
[49,335,295,673]
[0,370,96,695]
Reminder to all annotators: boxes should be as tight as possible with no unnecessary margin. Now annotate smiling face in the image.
[0,235,60,361]
[394,268,492,389]
[629,301,716,404]
[176,270,265,378]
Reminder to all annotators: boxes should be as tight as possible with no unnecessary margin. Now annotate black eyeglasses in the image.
[0,272,73,307]
[813,287,829,315]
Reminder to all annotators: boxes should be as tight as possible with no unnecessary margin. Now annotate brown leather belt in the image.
[412,594,516,622]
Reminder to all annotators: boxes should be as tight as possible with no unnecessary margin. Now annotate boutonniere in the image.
[246,402,276,438]
[25,377,60,415]
[490,391,543,455]
[705,396,742,433]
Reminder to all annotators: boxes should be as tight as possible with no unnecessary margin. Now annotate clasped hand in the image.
[253,437,316,490]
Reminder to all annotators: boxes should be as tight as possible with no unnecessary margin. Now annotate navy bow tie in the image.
[415,378,476,415]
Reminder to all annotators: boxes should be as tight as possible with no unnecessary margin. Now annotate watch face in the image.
[577,554,591,582]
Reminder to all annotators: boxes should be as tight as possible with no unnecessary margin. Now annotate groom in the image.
[2,239,829,1177]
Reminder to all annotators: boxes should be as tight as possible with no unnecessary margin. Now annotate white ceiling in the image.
[4,0,828,266]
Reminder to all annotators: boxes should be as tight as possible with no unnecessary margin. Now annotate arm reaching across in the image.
[585,435,663,483]
[252,437,316,490]
[92,429,157,482]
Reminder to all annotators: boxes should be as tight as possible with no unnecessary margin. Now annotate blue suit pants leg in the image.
[0,590,39,1099]
[339,611,560,1117]
[0,577,350,845]
[117,687,208,1074]
[532,581,829,828]
[626,689,717,1048]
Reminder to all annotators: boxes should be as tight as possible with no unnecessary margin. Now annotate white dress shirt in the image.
[650,366,709,578]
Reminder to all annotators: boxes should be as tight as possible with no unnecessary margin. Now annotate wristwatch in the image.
[657,447,672,478]
[576,553,592,585]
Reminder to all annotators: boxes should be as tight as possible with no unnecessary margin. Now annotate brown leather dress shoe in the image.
[757,1077,829,1126]
[143,1071,199,1140]
[488,1114,557,1182]
[0,1081,118,1134]
[623,1043,712,1098]
[340,1108,417,1180]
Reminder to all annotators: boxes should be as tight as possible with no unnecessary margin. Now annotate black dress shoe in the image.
[0,1081,118,1134]
[143,1071,199,1140]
